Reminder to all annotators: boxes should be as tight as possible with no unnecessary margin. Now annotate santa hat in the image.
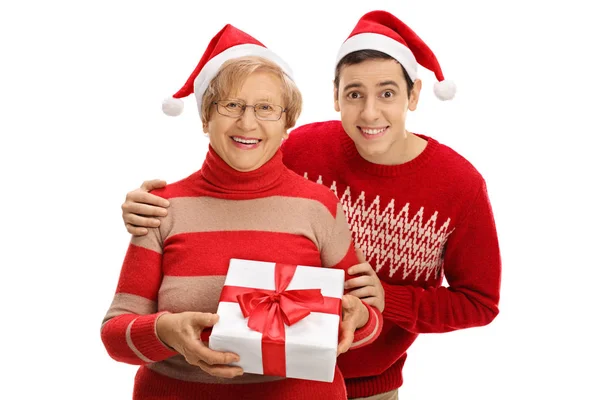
[162,24,294,116]
[336,10,456,100]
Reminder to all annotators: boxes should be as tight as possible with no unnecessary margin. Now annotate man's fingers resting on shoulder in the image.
[141,179,167,191]
[125,224,148,236]
[127,190,170,209]
[124,213,161,228]
[123,201,168,218]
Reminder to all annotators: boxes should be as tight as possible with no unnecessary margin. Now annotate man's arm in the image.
[321,201,383,353]
[381,182,501,333]
[121,179,170,235]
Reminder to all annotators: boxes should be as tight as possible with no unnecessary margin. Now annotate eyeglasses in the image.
[213,100,287,121]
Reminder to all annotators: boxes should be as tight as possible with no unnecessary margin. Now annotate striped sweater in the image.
[101,146,382,400]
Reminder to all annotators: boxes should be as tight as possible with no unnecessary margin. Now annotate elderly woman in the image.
[100,25,382,400]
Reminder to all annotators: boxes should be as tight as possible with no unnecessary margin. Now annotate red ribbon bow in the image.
[236,264,324,338]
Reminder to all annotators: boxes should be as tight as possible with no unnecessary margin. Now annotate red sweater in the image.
[101,146,382,400]
[282,121,501,398]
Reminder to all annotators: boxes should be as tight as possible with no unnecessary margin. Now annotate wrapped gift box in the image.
[209,258,344,382]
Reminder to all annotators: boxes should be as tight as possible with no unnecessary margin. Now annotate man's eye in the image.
[348,92,361,99]
[382,90,394,98]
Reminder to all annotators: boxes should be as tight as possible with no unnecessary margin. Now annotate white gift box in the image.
[209,258,344,382]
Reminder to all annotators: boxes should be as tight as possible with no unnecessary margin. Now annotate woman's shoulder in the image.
[148,170,203,200]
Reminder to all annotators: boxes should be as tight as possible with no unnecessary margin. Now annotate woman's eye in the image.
[226,102,241,109]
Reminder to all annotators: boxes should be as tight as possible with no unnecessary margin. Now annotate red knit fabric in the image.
[282,121,501,398]
[101,146,382,399]
[133,366,347,400]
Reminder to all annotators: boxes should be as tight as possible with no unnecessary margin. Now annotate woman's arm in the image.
[101,220,242,377]
[319,200,384,353]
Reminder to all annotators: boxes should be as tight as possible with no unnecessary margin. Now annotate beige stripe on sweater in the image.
[131,197,352,269]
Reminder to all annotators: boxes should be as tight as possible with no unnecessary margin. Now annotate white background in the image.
[1,0,599,399]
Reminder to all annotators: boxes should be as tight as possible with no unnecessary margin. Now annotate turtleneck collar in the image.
[200,145,285,194]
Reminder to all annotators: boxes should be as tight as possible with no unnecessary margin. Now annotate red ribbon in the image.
[219,263,341,377]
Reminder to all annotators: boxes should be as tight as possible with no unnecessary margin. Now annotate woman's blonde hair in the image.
[200,56,302,130]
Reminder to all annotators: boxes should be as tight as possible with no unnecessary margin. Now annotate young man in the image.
[120,10,501,400]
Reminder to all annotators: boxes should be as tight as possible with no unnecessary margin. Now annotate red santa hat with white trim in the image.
[162,24,294,116]
[336,10,456,100]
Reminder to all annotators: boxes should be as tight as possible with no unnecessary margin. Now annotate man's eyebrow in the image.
[377,80,400,88]
[342,81,400,92]
[342,82,364,92]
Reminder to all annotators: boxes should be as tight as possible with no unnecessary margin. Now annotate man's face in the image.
[334,59,421,165]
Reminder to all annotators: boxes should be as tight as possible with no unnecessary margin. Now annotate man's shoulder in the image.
[282,169,340,217]
[282,120,344,172]
[286,120,344,146]
[291,120,343,134]
[425,134,485,184]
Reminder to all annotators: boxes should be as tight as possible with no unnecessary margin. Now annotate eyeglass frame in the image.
[212,100,287,121]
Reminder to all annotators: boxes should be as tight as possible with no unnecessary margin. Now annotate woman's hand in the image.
[337,294,369,355]
[156,312,243,378]
[345,248,385,312]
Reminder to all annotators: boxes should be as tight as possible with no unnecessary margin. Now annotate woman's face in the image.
[205,71,288,172]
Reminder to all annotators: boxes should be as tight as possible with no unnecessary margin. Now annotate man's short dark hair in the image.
[334,50,414,98]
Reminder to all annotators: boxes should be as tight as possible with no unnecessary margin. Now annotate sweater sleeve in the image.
[382,182,501,333]
[100,229,178,364]
[320,201,383,349]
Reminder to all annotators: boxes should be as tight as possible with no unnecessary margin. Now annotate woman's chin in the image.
[225,156,265,172]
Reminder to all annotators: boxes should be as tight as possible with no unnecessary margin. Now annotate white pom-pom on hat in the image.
[433,80,456,101]
[162,97,184,116]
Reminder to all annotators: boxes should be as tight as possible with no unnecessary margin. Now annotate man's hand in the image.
[122,179,170,236]
[345,248,385,312]
[337,294,369,355]
[156,312,244,378]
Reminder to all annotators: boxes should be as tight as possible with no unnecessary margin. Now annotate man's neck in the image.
[358,131,428,166]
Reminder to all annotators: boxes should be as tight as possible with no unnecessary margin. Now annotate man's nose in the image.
[361,98,380,121]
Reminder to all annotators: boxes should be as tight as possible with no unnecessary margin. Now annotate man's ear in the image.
[408,79,422,111]
[333,82,340,112]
